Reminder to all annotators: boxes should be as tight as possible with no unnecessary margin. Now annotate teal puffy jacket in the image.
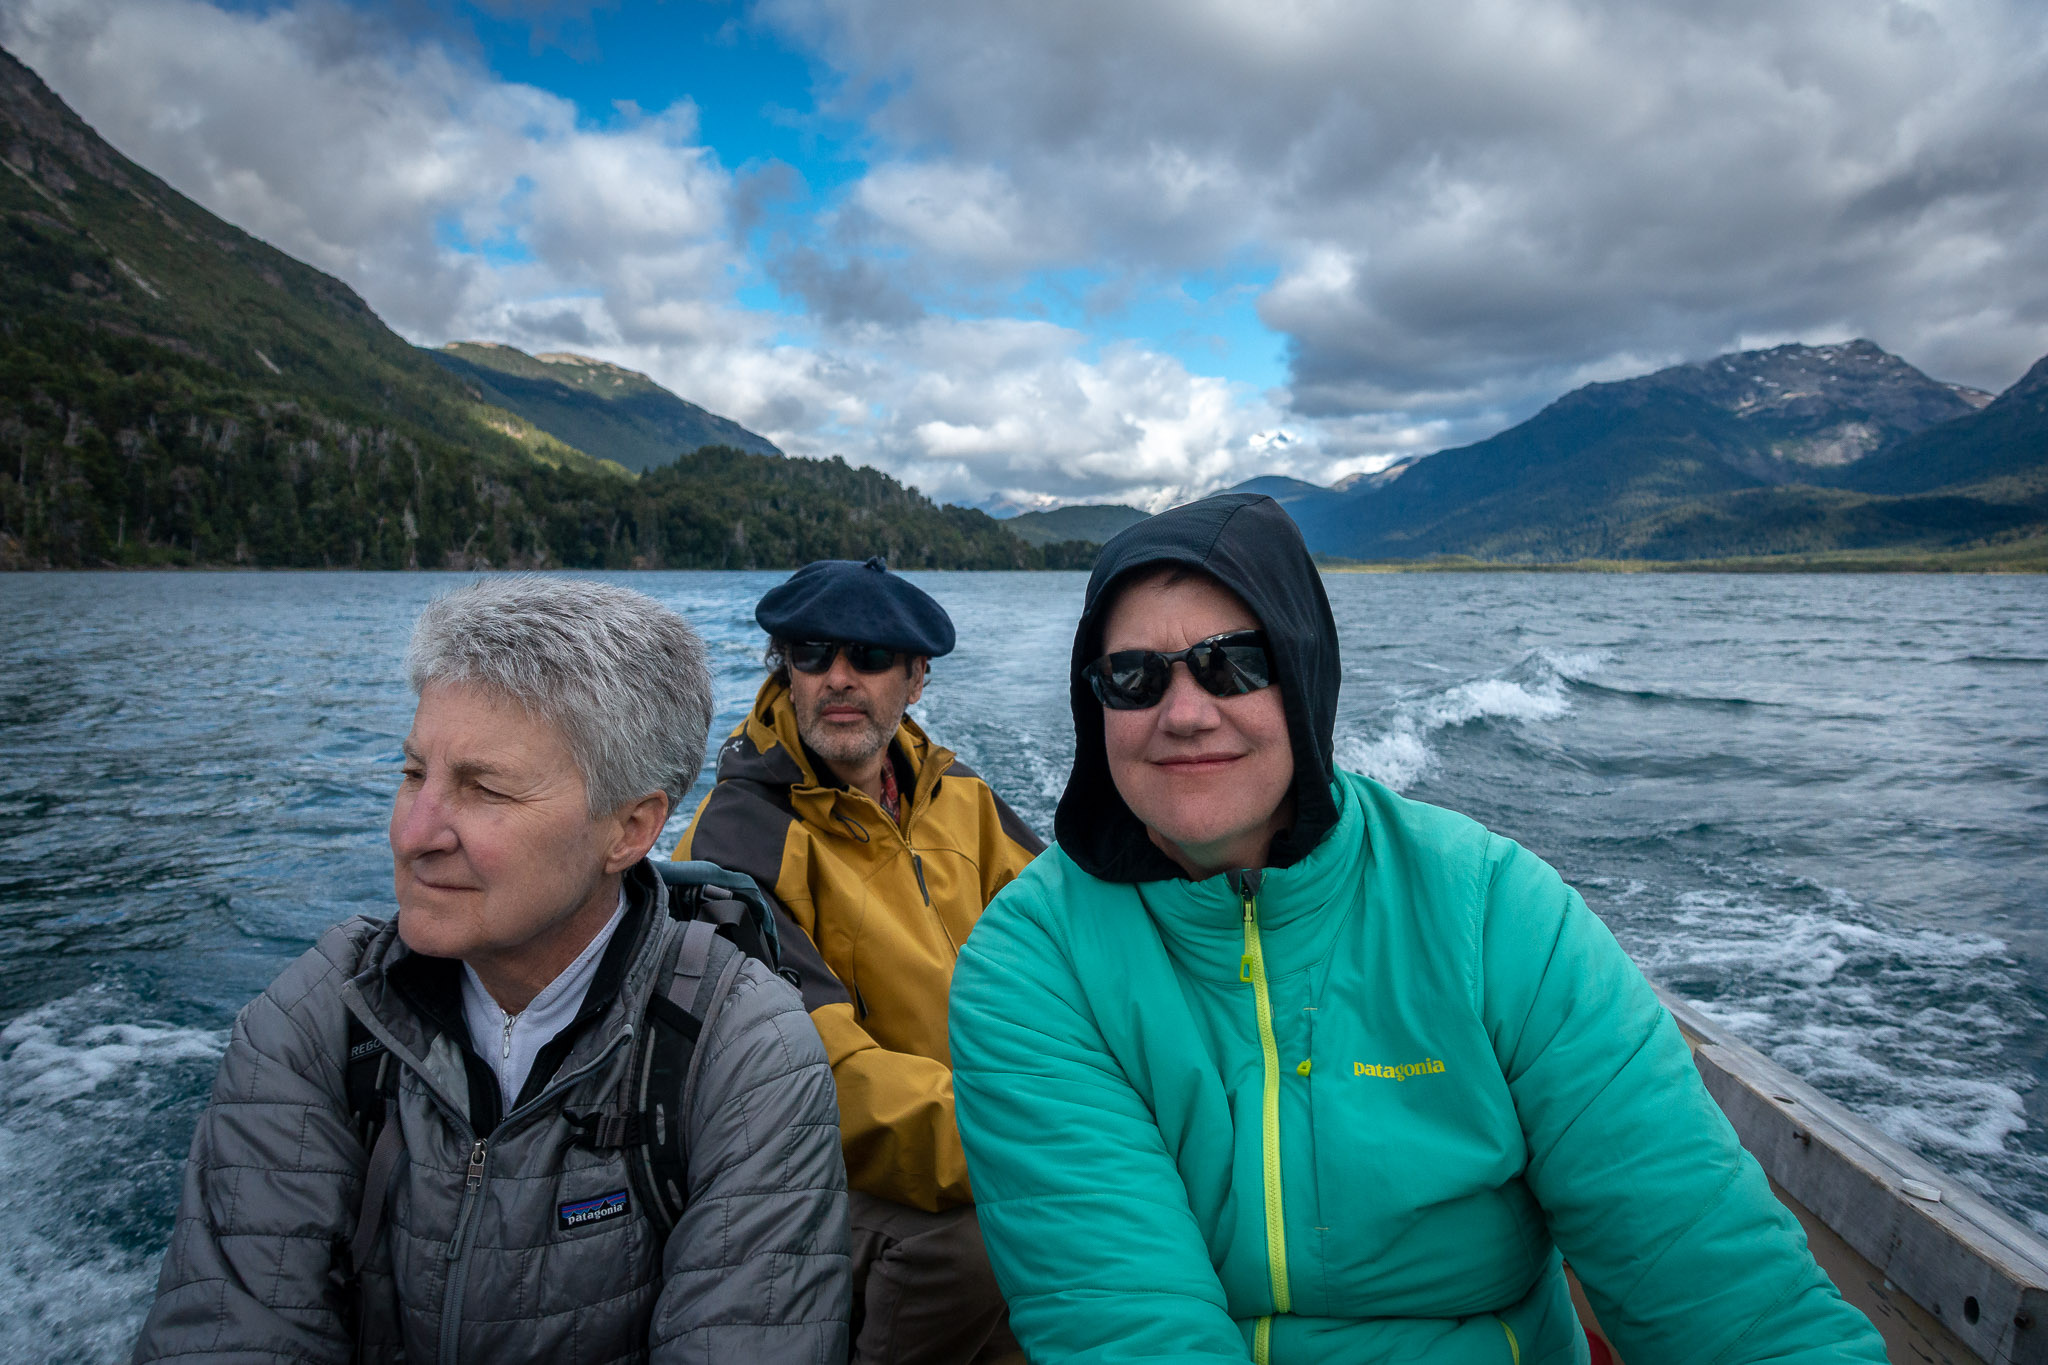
[949,770,1887,1365]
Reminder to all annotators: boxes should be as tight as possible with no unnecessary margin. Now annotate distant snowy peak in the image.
[1673,339,1990,420]
[1555,338,1994,474]
[1332,455,1422,493]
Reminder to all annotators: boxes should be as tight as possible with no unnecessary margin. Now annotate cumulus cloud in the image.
[767,0,2048,421]
[1,0,1292,506]
[12,0,2048,507]
[582,316,1288,508]
[6,0,1324,506]
[2,0,736,345]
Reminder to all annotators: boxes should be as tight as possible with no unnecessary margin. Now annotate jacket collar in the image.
[345,860,668,1132]
[1134,778,1365,983]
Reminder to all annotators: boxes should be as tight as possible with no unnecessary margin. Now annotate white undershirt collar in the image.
[460,887,628,1112]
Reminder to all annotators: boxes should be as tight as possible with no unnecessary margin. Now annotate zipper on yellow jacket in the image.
[1236,871,1289,1363]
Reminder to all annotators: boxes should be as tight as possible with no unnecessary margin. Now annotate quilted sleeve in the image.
[131,926,371,1365]
[650,958,851,1364]
[1480,838,1887,1365]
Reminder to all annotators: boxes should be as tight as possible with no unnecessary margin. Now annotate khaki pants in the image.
[849,1192,1023,1365]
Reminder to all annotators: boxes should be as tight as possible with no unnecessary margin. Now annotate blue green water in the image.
[2,570,2044,1361]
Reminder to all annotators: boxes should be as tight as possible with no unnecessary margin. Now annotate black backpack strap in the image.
[349,1118,404,1277]
[628,919,747,1238]
[343,1015,402,1262]
[341,1006,404,1365]
[565,861,783,1239]
[344,1013,395,1143]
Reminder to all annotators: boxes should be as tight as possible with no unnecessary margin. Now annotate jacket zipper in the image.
[818,747,960,956]
[868,790,956,954]
[439,1137,490,1365]
[1238,874,1290,1364]
[433,1028,633,1365]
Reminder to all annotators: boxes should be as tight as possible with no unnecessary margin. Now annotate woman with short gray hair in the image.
[406,576,714,815]
[135,575,851,1364]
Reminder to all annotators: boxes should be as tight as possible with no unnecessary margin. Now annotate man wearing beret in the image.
[673,556,1042,1365]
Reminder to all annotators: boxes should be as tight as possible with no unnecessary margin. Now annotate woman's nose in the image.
[1155,664,1220,730]
[390,780,457,856]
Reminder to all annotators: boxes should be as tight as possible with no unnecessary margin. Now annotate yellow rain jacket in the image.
[674,677,1043,1211]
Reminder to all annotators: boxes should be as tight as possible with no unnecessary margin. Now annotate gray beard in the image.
[799,703,898,770]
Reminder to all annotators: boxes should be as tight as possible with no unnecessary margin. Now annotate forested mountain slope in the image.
[0,47,1073,570]
[429,342,782,472]
[1004,502,1148,546]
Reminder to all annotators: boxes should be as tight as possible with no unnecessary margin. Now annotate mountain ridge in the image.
[428,341,782,471]
[1004,502,1147,546]
[1032,339,2044,560]
[1226,339,2045,561]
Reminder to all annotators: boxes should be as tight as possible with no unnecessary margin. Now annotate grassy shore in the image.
[1316,536,2048,574]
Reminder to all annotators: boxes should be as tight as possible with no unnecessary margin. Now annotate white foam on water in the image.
[1639,887,2048,1214]
[1537,648,1611,682]
[1345,728,1436,791]
[0,989,225,1364]
[1339,650,1592,790]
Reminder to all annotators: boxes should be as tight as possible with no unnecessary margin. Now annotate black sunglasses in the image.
[788,640,902,675]
[1084,630,1274,710]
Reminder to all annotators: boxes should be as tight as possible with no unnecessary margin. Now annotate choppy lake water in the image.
[2,569,2045,1360]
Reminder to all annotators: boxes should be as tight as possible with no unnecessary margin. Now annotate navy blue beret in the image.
[755,556,956,658]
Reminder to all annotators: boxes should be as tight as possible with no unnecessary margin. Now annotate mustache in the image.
[812,691,873,713]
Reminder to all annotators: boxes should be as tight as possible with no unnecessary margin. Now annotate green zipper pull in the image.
[1240,893,1254,980]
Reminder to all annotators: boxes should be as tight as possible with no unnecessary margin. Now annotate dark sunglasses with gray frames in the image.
[788,640,902,675]
[1083,630,1274,710]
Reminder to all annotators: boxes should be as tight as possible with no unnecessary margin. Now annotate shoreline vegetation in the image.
[13,533,2047,574]
[1317,536,2048,573]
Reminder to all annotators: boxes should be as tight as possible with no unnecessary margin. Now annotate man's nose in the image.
[824,650,862,688]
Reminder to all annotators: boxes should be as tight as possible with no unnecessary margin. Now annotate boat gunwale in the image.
[1655,986,2048,1365]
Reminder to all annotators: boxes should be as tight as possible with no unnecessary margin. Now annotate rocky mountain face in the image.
[1635,340,1989,481]
[1244,339,2045,561]
[1834,353,2048,497]
[430,342,782,472]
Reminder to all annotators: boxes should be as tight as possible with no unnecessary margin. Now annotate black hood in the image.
[1054,492,1341,882]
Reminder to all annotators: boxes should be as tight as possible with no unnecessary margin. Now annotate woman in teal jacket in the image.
[948,493,1886,1365]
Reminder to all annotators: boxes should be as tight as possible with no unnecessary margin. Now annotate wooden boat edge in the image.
[1646,986,2048,1365]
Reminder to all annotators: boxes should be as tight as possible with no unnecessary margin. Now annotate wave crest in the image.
[1339,649,1592,790]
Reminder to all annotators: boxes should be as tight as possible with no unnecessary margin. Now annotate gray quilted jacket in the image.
[133,861,851,1364]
